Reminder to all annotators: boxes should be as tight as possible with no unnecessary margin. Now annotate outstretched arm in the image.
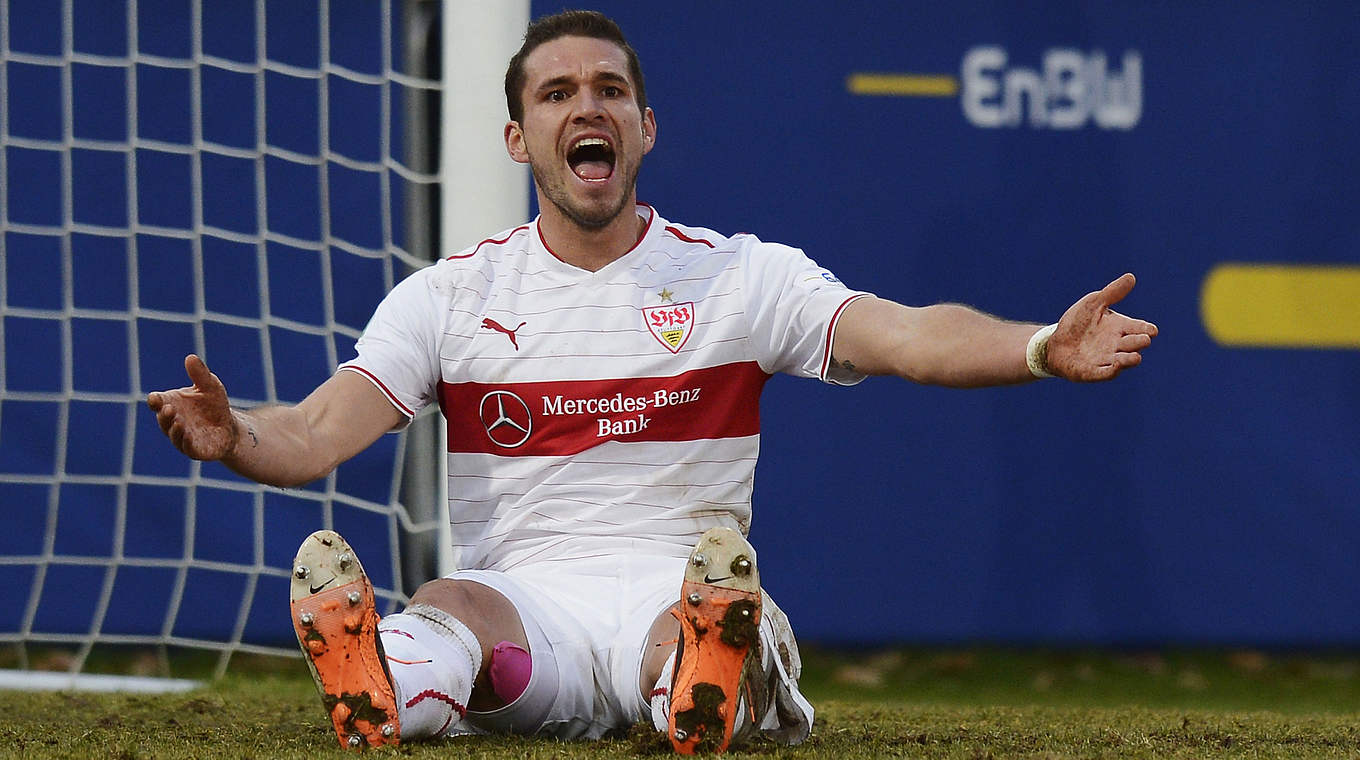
[146,354,405,487]
[830,273,1158,386]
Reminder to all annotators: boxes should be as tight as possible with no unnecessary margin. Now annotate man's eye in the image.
[602,86,621,98]
[548,90,567,102]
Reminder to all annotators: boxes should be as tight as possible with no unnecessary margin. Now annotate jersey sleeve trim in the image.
[338,364,417,419]
[820,293,872,385]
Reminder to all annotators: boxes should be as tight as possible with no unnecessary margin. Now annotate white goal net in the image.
[0,0,457,683]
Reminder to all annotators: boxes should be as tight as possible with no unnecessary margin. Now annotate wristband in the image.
[1026,323,1059,379]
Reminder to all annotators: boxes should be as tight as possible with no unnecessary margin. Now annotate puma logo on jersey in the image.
[482,318,527,350]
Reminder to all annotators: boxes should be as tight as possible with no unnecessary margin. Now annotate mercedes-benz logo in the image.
[479,390,532,448]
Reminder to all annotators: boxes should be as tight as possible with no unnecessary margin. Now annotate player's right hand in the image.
[146,354,240,461]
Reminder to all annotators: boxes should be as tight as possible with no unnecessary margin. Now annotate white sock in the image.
[648,653,674,732]
[378,603,482,739]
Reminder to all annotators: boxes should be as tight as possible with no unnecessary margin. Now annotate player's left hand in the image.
[1046,273,1158,382]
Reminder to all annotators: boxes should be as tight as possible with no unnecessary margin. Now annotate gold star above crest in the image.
[658,288,674,303]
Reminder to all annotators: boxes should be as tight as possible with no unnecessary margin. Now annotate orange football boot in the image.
[290,530,400,749]
[667,526,764,754]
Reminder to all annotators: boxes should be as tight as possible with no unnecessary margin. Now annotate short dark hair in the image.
[503,10,647,123]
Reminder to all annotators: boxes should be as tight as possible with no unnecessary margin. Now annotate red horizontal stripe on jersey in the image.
[438,361,769,457]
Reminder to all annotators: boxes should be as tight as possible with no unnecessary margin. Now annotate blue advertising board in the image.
[532,1,1360,644]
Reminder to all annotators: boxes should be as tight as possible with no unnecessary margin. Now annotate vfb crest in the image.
[642,302,695,354]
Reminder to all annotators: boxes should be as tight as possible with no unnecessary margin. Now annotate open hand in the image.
[1046,273,1158,382]
[146,354,240,460]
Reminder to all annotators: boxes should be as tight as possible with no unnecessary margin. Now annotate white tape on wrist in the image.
[1026,323,1059,379]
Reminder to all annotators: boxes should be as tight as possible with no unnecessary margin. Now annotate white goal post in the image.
[0,0,528,689]
[435,0,531,573]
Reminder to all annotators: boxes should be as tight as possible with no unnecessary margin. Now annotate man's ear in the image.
[641,107,657,155]
[505,121,530,164]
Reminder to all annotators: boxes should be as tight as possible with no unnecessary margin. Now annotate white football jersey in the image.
[340,204,868,570]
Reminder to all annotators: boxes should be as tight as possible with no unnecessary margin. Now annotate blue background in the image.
[538,1,1360,645]
[4,1,1358,647]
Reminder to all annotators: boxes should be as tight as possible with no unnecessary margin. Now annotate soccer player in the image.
[147,10,1157,754]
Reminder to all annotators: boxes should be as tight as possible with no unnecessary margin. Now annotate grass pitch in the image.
[3,647,1359,759]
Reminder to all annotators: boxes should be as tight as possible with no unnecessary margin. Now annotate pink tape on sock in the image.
[488,640,531,704]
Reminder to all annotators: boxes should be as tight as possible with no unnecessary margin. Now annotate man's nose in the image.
[572,91,606,121]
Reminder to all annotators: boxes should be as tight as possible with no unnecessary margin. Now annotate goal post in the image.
[0,0,528,688]
[436,0,531,574]
[441,0,531,252]
[396,0,530,593]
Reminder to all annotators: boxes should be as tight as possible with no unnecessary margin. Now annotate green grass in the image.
[3,647,1360,759]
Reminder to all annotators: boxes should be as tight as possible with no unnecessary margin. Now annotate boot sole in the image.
[290,529,400,749]
[668,527,761,754]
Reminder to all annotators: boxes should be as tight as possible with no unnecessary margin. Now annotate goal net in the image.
[0,0,470,684]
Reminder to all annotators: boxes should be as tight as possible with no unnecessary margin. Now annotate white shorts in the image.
[449,553,687,739]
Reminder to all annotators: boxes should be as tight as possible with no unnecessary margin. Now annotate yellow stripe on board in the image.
[847,73,959,97]
[1201,264,1360,349]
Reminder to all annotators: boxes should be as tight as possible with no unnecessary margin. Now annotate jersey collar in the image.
[533,203,662,275]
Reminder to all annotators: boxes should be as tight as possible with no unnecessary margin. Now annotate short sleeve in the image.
[337,266,443,423]
[741,239,871,385]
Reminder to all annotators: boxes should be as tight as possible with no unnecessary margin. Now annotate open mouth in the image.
[567,137,615,182]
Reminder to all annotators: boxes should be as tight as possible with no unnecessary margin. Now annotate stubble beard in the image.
[531,157,640,231]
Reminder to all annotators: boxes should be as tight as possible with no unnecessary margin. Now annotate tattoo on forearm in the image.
[247,426,259,447]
